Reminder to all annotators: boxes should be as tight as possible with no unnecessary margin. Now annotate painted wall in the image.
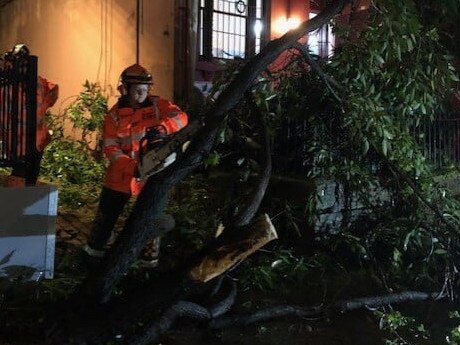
[0,0,175,113]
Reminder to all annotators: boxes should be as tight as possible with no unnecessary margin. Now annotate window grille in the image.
[308,12,335,58]
[199,0,266,59]
[0,53,37,168]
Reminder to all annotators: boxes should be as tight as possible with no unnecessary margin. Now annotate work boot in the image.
[139,237,161,268]
[137,214,175,268]
[83,244,106,258]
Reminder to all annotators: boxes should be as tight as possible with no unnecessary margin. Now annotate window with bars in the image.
[308,12,335,58]
[199,0,266,60]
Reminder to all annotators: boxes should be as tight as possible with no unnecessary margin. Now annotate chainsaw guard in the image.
[145,152,177,178]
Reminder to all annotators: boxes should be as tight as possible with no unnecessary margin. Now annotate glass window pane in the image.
[201,0,264,59]
[308,12,335,58]
[256,0,262,18]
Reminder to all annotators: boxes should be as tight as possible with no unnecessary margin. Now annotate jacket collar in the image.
[118,95,154,109]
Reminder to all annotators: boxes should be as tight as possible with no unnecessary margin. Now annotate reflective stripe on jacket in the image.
[103,95,188,195]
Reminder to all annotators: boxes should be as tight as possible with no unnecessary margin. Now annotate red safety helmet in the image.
[120,64,153,85]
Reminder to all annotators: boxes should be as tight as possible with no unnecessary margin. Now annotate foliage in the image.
[375,309,429,345]
[204,3,460,344]
[163,174,222,258]
[214,0,460,278]
[447,310,460,345]
[237,249,329,293]
[64,80,107,150]
[330,0,458,173]
[40,81,108,208]
[322,0,460,288]
[40,139,105,208]
[40,247,87,301]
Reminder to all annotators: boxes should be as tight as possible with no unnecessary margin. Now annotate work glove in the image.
[142,125,168,151]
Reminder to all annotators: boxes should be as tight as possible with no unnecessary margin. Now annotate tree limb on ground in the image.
[208,290,445,329]
[126,277,237,345]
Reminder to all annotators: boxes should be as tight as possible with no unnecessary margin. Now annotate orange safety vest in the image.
[103,95,188,195]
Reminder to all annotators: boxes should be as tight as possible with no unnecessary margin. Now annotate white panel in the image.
[0,184,58,281]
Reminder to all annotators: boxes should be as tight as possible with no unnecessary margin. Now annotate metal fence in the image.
[415,114,460,169]
[272,113,460,174]
[0,52,37,168]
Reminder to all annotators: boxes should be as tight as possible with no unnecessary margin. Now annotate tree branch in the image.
[231,96,272,227]
[291,42,343,103]
[209,290,445,329]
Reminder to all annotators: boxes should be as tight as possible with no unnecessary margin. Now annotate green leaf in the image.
[382,138,388,156]
[407,38,413,52]
[362,139,370,155]
[450,73,460,82]
[375,54,385,65]
[420,103,426,114]
[203,151,221,167]
[403,230,414,251]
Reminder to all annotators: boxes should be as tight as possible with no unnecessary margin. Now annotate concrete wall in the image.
[0,0,175,113]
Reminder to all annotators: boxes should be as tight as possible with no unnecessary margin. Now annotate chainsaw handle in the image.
[138,125,168,167]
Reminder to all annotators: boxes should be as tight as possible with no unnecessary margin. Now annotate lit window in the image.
[308,12,335,58]
[199,0,266,59]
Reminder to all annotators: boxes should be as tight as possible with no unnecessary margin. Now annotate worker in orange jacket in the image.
[84,64,188,267]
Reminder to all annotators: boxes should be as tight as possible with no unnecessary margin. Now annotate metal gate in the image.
[0,50,37,169]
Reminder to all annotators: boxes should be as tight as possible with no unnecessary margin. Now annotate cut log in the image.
[189,214,278,282]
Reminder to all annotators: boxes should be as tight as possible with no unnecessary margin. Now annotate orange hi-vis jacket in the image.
[36,76,58,151]
[103,95,188,195]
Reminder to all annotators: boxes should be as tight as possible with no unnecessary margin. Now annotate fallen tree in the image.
[41,0,460,344]
[79,0,348,305]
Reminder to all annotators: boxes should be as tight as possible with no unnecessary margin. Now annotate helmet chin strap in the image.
[129,99,142,109]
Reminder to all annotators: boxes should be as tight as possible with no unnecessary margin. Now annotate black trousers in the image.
[87,187,130,250]
[87,186,175,258]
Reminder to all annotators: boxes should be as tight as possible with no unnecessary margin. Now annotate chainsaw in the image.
[137,119,202,180]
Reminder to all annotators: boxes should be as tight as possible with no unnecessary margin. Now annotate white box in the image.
[0,184,58,281]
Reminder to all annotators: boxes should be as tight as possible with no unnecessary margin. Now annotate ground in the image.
[0,205,455,345]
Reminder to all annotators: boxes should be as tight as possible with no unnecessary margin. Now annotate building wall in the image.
[0,0,175,113]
